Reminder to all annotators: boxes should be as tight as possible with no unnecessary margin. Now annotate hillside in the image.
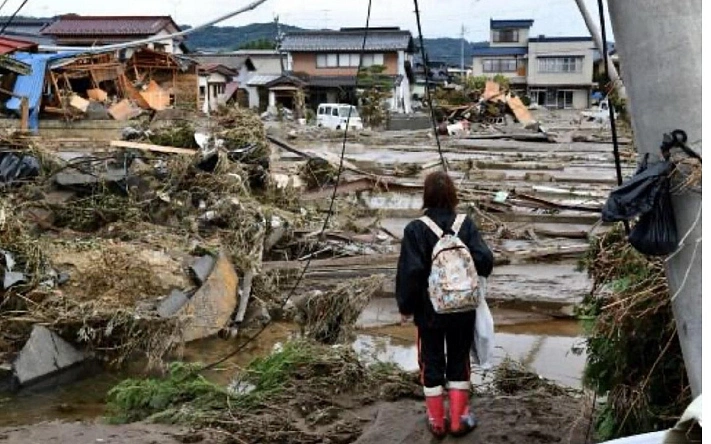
[185,22,486,65]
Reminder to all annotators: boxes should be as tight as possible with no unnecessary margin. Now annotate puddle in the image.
[0,317,586,427]
[354,321,586,389]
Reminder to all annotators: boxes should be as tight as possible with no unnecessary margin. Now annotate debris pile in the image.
[578,226,689,441]
[431,80,540,135]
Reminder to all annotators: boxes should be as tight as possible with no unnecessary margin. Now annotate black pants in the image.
[417,317,474,388]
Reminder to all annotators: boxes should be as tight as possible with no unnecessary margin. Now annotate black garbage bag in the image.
[0,152,40,185]
[601,156,673,222]
[628,178,679,256]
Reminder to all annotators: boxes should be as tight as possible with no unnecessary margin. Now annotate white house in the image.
[198,64,237,112]
[471,19,595,109]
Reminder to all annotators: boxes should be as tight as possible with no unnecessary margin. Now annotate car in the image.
[316,103,364,130]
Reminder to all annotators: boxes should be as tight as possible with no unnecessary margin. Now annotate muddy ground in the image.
[0,394,592,444]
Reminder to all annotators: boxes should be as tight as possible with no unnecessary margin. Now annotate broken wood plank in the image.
[140,80,171,111]
[109,140,197,155]
[69,94,90,113]
[506,95,535,126]
[511,192,603,213]
[268,135,371,176]
[108,99,141,121]
[87,88,108,102]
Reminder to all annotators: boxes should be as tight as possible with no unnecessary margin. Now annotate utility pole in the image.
[460,24,465,79]
[607,0,702,398]
[274,14,285,73]
[574,0,625,99]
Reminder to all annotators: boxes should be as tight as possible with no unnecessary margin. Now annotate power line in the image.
[199,0,375,373]
[0,0,11,16]
[0,0,30,35]
[413,0,447,171]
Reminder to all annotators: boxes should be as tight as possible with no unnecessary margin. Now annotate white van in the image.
[316,104,364,130]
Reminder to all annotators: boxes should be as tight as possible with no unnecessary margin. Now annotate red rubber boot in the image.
[448,382,477,437]
[424,386,447,438]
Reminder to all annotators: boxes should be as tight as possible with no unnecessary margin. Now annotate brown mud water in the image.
[0,315,590,444]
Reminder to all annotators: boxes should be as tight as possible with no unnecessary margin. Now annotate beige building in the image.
[472,19,595,109]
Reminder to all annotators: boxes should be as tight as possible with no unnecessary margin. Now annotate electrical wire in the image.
[0,0,12,16]
[596,0,629,234]
[198,0,374,373]
[413,0,447,171]
[0,0,30,35]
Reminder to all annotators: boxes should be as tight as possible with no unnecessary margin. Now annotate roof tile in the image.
[281,30,413,52]
[41,16,178,36]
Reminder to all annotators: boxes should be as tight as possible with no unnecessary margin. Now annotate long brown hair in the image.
[422,171,458,211]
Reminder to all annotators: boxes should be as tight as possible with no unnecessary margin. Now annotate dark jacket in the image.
[395,208,494,328]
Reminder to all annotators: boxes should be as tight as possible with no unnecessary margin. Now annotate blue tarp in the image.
[6,51,81,132]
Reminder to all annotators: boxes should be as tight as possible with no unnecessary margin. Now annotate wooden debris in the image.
[87,88,108,102]
[506,95,536,127]
[109,140,197,155]
[108,99,142,121]
[69,94,90,113]
[140,80,171,111]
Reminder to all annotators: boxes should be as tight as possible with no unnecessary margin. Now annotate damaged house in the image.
[279,27,415,113]
[3,47,199,130]
[197,63,237,112]
[471,19,595,109]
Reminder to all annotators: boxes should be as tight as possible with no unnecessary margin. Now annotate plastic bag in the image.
[0,152,40,185]
[628,179,679,256]
[602,157,673,222]
[471,277,494,370]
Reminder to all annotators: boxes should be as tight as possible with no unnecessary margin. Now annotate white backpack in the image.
[420,214,480,314]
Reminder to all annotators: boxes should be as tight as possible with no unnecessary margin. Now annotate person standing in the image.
[395,171,494,437]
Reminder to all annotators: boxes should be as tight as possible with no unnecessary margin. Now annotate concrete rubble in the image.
[12,325,87,386]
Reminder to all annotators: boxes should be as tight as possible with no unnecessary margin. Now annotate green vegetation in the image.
[105,340,415,426]
[578,226,689,441]
[238,38,277,50]
[357,65,394,128]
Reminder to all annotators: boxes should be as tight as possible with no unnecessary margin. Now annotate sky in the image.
[15,0,615,42]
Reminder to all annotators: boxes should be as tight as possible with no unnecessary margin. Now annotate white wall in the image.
[147,29,181,54]
[527,40,595,87]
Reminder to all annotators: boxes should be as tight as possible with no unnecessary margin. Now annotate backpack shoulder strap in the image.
[451,214,467,235]
[419,216,443,238]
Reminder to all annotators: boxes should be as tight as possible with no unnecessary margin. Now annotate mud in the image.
[0,422,212,444]
[0,393,592,444]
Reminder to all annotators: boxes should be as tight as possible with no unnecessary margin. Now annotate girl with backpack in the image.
[395,171,494,438]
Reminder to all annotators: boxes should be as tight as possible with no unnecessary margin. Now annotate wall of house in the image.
[527,40,595,87]
[471,55,527,83]
[490,28,530,47]
[290,52,399,76]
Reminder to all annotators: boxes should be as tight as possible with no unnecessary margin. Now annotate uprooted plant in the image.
[106,340,420,442]
[578,225,690,441]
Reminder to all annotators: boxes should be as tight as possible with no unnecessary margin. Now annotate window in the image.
[199,86,206,98]
[362,53,384,67]
[331,107,339,117]
[338,105,359,118]
[318,106,325,115]
[538,57,584,73]
[324,106,332,115]
[557,90,574,109]
[493,29,519,43]
[483,58,517,73]
[317,53,381,68]
[326,54,338,67]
